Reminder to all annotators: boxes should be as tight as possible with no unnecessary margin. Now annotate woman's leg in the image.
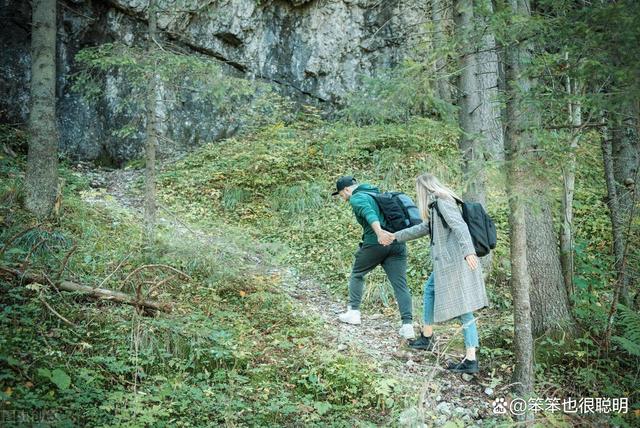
[422,272,435,336]
[409,272,436,349]
[458,312,479,360]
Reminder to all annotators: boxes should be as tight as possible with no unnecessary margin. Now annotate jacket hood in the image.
[352,183,380,194]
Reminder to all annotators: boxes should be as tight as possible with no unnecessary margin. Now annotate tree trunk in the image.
[524,56,576,337]
[560,152,578,297]
[474,0,504,162]
[144,0,158,243]
[523,57,576,337]
[560,69,581,298]
[600,117,637,350]
[502,0,535,414]
[432,0,452,103]
[601,105,638,349]
[609,103,639,306]
[526,59,577,335]
[454,0,501,272]
[25,0,58,219]
[526,197,577,336]
[454,0,487,206]
[506,171,534,406]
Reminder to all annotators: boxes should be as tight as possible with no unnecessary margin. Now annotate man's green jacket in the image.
[349,184,389,244]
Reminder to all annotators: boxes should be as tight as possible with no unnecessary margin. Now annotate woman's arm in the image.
[436,198,476,257]
[393,221,430,243]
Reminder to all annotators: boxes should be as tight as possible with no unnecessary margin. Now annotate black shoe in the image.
[408,333,435,351]
[446,359,479,374]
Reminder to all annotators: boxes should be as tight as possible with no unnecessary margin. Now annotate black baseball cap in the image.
[332,176,357,196]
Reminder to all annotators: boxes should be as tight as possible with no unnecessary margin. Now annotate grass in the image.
[1,116,638,426]
[154,118,639,425]
[0,154,403,427]
[157,118,466,297]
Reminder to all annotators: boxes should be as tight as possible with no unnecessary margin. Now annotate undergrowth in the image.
[1,115,638,425]
[155,117,639,425]
[0,154,401,427]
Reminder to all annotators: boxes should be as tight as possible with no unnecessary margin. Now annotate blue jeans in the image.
[423,272,479,348]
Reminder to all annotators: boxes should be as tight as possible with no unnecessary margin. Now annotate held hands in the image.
[465,254,479,270]
[377,230,396,246]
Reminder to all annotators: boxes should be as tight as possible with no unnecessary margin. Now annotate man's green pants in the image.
[348,242,413,323]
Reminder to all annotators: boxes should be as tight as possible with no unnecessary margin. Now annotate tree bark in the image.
[502,0,535,414]
[506,172,534,406]
[560,68,581,298]
[454,0,487,207]
[57,280,172,312]
[144,0,158,243]
[25,0,59,219]
[454,0,505,200]
[609,103,639,306]
[454,0,502,273]
[526,197,577,336]
[432,0,452,103]
[601,119,632,350]
[524,55,576,337]
[601,104,639,348]
[474,0,504,161]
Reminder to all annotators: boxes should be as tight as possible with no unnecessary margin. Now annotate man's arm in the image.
[350,194,381,227]
[371,221,384,236]
[372,221,397,245]
[351,194,390,243]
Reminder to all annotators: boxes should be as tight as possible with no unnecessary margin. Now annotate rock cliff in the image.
[0,0,428,164]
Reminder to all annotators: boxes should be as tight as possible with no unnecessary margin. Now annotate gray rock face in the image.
[1,0,427,164]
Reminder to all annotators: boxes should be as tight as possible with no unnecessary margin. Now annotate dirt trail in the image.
[77,163,497,427]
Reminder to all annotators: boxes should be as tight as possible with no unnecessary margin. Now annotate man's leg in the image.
[348,244,385,311]
[380,243,413,324]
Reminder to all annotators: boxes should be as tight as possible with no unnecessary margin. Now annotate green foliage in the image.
[0,124,27,155]
[612,305,640,358]
[484,0,640,146]
[72,42,293,143]
[0,156,400,426]
[568,139,617,334]
[157,118,465,298]
[339,60,457,126]
[37,368,71,391]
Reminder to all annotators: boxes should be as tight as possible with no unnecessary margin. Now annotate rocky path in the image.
[280,269,496,426]
[76,163,499,427]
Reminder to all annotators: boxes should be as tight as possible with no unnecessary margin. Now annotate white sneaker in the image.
[338,308,361,325]
[399,323,416,340]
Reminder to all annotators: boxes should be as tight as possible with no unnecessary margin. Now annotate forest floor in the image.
[78,161,503,427]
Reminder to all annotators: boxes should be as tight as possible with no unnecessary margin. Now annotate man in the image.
[332,176,415,339]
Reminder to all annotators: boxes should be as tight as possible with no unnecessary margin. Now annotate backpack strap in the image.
[359,191,377,199]
[428,197,446,244]
[358,191,380,212]
[429,198,448,229]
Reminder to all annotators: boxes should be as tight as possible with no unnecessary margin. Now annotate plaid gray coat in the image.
[394,196,489,323]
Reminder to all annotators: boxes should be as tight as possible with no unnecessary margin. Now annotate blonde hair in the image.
[415,173,461,220]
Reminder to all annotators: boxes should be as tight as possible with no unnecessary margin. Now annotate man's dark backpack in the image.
[362,191,422,233]
[433,199,497,257]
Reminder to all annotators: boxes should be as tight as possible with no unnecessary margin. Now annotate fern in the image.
[612,304,640,357]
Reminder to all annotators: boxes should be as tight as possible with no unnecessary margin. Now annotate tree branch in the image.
[1,267,174,313]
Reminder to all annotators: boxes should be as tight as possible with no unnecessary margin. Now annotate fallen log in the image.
[57,280,174,313]
[1,266,174,313]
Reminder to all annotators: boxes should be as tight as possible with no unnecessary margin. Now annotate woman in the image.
[380,173,489,374]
